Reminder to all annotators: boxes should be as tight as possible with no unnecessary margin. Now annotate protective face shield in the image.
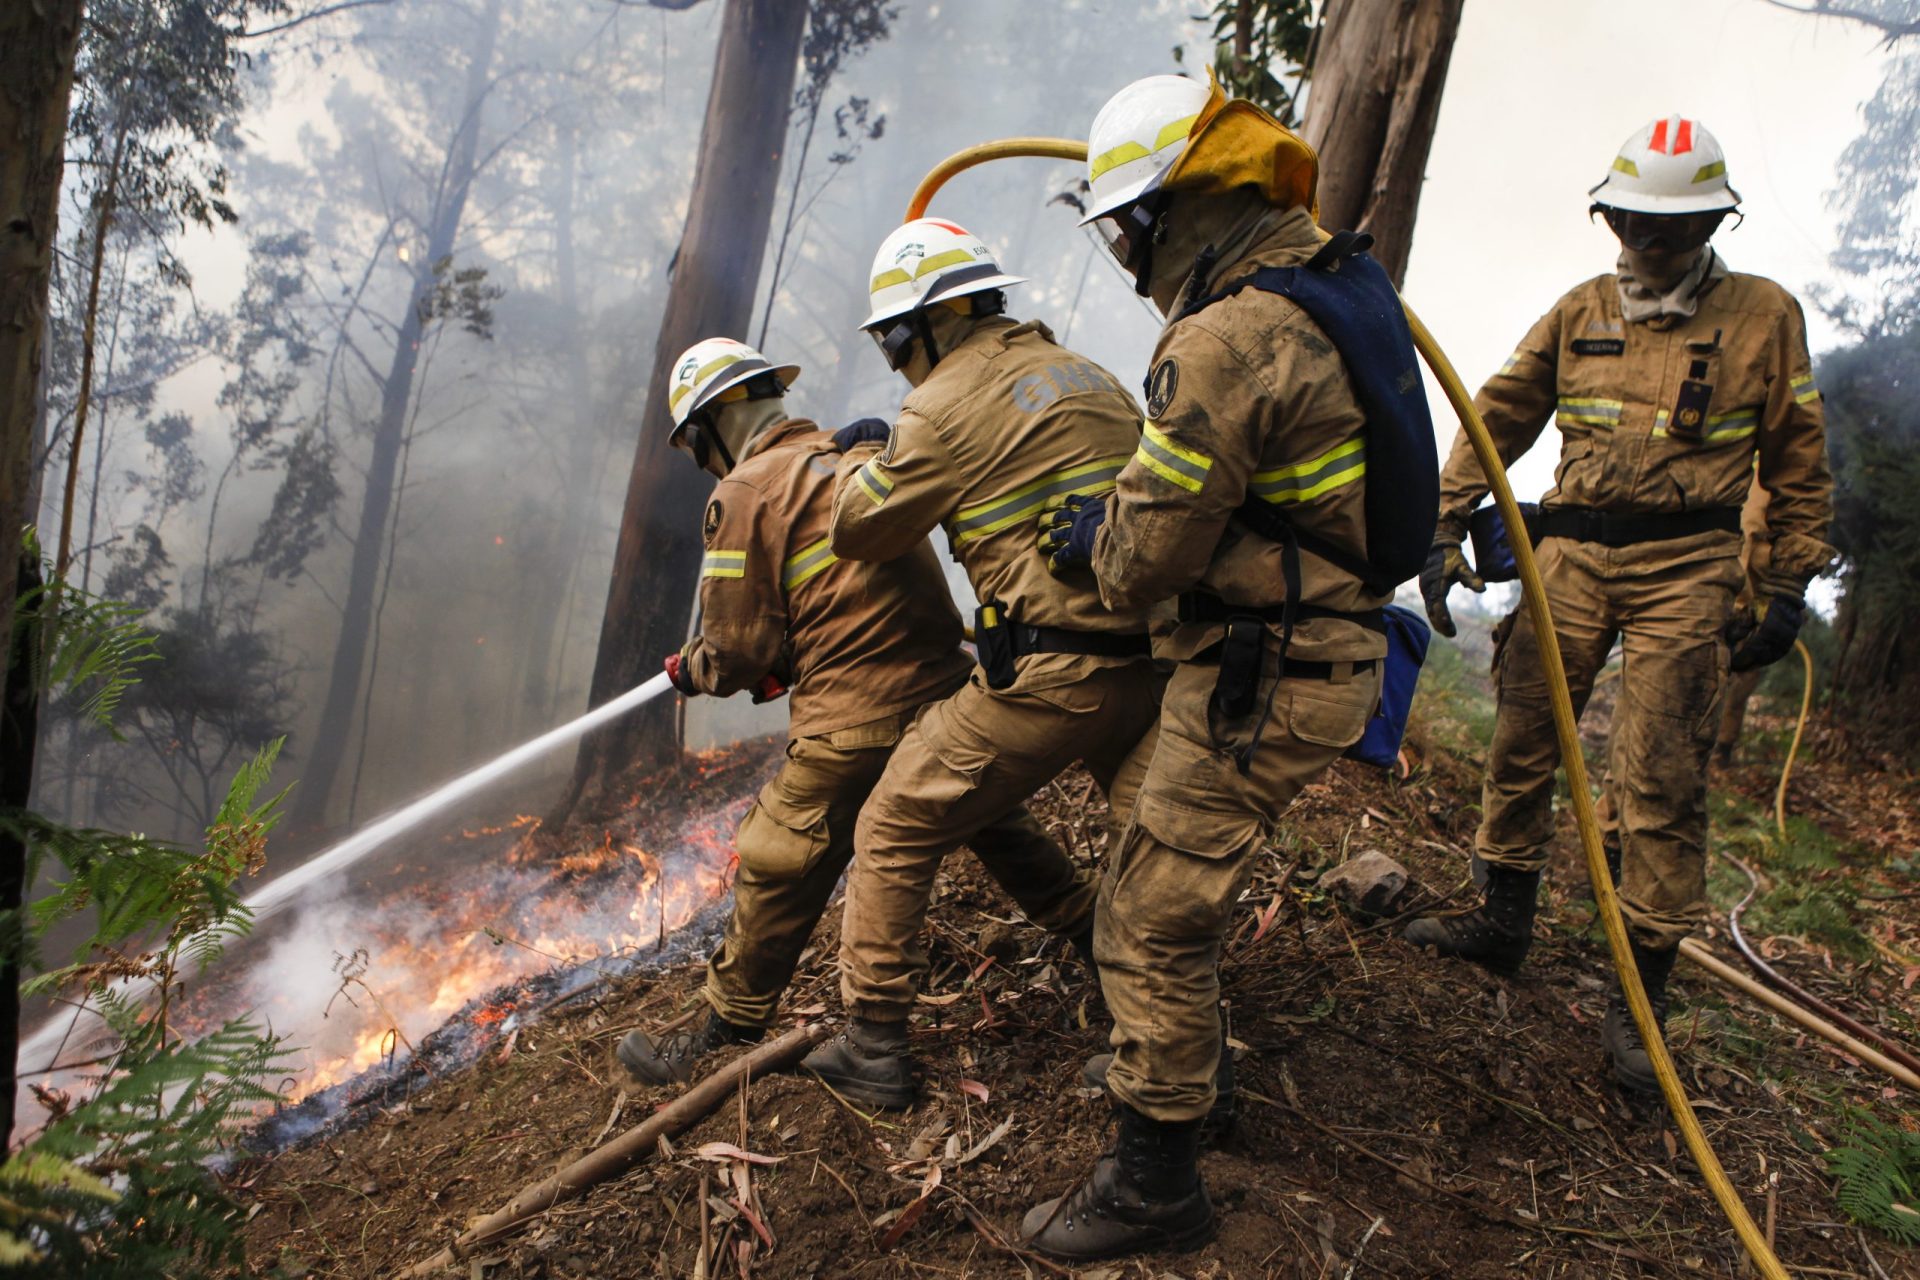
[1092,191,1172,296]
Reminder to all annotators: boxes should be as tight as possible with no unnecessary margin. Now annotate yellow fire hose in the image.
[906,142,1790,1280]
[1777,639,1814,837]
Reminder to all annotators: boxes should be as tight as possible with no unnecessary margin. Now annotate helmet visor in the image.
[1599,207,1726,254]
[873,320,918,372]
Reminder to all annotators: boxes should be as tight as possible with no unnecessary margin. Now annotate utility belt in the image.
[1527,504,1741,548]
[972,599,1152,691]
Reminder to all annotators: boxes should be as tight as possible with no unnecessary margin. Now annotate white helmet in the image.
[664,337,799,433]
[1080,74,1211,225]
[861,218,1025,330]
[1589,115,1741,215]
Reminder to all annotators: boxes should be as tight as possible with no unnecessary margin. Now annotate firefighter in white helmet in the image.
[1408,117,1834,1092]
[1022,71,1436,1260]
[615,337,1101,1085]
[798,218,1164,1108]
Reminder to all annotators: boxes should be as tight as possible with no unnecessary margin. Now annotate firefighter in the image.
[798,219,1163,1110]
[1022,74,1420,1260]
[1407,117,1834,1094]
[614,337,1100,1085]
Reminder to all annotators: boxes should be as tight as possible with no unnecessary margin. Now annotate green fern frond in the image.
[1827,1106,1920,1244]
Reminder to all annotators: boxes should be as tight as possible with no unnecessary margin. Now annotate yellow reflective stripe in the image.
[1249,436,1366,504]
[1132,421,1212,494]
[782,537,838,590]
[1612,155,1640,177]
[1088,112,1201,181]
[1652,407,1759,442]
[668,354,746,409]
[1791,373,1820,405]
[701,549,747,580]
[869,266,912,293]
[1692,160,1726,184]
[1498,351,1522,376]
[1556,396,1624,428]
[949,456,1127,543]
[854,461,893,507]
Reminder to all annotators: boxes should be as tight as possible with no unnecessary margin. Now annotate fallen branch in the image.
[400,1022,830,1277]
[1678,940,1920,1092]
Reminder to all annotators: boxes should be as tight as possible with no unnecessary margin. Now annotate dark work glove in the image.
[1729,595,1805,672]
[750,673,788,704]
[1418,539,1485,638]
[664,650,699,696]
[831,417,891,453]
[1036,493,1107,575]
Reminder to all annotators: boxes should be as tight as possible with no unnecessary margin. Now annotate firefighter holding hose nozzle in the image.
[1405,118,1835,1094]
[615,339,1101,1085]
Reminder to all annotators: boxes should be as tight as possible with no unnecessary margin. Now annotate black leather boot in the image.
[617,1010,763,1086]
[1403,865,1541,975]
[800,1018,917,1110]
[1021,1102,1215,1261]
[1081,1023,1235,1143]
[1602,940,1678,1093]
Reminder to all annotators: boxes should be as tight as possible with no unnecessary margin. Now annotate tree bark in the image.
[553,0,808,823]
[0,0,84,1155]
[1300,0,1465,288]
[293,0,504,827]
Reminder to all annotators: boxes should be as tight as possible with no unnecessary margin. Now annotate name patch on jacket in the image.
[1570,338,1625,357]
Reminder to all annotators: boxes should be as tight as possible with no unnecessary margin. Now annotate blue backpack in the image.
[1177,230,1440,769]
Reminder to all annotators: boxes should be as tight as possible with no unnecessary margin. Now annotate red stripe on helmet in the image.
[1674,119,1694,154]
[924,219,969,235]
[1649,118,1670,154]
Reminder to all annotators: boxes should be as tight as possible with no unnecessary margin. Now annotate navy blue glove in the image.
[1729,595,1805,672]
[831,417,891,453]
[1036,494,1107,575]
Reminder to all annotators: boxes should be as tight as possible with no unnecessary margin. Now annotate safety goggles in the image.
[1093,196,1164,273]
[1596,206,1729,254]
[872,318,919,372]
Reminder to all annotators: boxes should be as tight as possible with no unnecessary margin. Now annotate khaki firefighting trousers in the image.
[838,659,1161,1023]
[1095,652,1380,1123]
[1478,537,1743,950]
[1716,665,1766,756]
[704,707,1095,1030]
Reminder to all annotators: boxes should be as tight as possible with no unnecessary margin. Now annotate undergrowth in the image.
[1827,1106,1920,1246]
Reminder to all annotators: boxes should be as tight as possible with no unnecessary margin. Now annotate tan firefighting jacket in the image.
[829,318,1153,693]
[1437,259,1834,597]
[684,418,971,738]
[1091,206,1391,665]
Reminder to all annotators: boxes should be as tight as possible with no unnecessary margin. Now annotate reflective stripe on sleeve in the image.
[1791,373,1820,406]
[854,460,894,507]
[701,550,747,580]
[1133,421,1212,493]
[949,455,1128,544]
[1555,397,1624,428]
[782,537,838,590]
[1249,436,1366,505]
[1498,350,1523,376]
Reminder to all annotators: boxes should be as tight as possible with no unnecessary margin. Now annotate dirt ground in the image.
[234,692,1920,1279]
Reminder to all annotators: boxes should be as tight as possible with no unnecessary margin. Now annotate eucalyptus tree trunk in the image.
[553,0,808,822]
[294,0,505,827]
[0,0,85,1155]
[1301,0,1465,288]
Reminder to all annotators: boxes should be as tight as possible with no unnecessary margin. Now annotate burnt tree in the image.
[1300,0,1464,288]
[554,0,808,820]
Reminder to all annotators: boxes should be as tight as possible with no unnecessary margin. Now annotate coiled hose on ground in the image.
[905,142,1791,1280]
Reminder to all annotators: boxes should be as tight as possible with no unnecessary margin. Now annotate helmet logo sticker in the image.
[1145,357,1179,419]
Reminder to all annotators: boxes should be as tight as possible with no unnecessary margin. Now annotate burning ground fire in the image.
[26,740,780,1150]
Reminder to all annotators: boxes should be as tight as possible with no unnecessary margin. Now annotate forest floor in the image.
[233,641,1920,1279]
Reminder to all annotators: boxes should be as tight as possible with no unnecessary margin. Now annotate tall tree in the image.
[554,0,831,820]
[1299,0,1464,288]
[0,0,85,1158]
[290,0,505,827]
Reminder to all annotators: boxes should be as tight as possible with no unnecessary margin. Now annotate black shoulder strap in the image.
[1231,498,1376,587]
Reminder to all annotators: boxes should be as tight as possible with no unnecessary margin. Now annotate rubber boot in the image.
[1021,1102,1216,1261]
[1601,940,1678,1094]
[1402,866,1540,975]
[1081,1022,1235,1143]
[617,1010,762,1087]
[800,1018,917,1110]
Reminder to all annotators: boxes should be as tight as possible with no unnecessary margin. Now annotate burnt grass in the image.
[235,710,1920,1278]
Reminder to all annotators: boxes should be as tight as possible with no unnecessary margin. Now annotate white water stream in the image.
[18,672,675,1077]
